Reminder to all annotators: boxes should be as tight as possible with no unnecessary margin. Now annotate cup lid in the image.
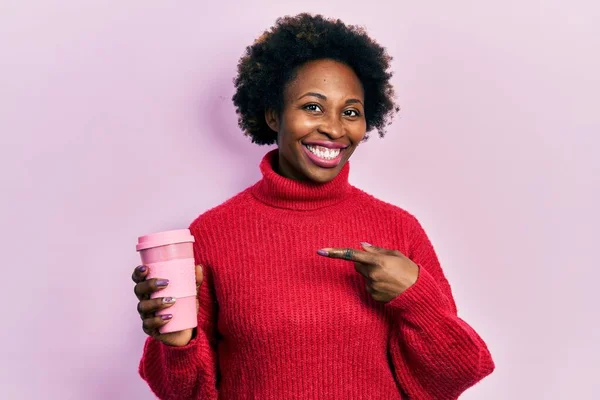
[136,229,195,251]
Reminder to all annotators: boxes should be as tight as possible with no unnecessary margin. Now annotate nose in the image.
[317,113,344,139]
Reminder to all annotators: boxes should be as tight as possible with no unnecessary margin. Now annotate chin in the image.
[303,162,344,183]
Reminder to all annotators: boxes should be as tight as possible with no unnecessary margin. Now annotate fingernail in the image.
[136,265,147,272]
[162,297,176,304]
[156,279,169,287]
[317,249,329,256]
[361,242,372,247]
[160,314,172,320]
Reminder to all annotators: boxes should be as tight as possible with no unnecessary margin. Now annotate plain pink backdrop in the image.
[1,1,598,399]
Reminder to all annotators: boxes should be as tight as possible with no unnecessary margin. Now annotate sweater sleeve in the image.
[385,215,495,400]
[138,225,219,400]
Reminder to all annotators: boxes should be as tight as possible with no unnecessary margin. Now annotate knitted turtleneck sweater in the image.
[139,149,494,400]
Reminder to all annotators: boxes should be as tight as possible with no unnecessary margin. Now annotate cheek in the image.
[349,121,367,142]
[298,118,317,133]
[282,111,317,141]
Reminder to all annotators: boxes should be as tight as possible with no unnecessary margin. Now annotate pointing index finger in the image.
[317,248,377,264]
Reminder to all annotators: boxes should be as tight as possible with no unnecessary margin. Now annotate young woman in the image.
[132,13,494,400]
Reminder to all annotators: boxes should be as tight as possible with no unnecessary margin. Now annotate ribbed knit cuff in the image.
[141,335,204,379]
[162,336,207,369]
[385,266,453,326]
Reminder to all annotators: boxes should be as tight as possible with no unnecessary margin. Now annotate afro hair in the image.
[232,13,399,145]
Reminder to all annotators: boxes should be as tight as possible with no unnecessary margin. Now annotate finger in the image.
[195,264,204,287]
[363,283,386,302]
[137,297,176,318]
[142,314,173,336]
[131,265,148,284]
[354,261,370,279]
[133,278,169,300]
[360,242,404,257]
[318,248,378,265]
[354,261,378,281]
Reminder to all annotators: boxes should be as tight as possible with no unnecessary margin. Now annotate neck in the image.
[250,149,353,211]
[273,153,308,181]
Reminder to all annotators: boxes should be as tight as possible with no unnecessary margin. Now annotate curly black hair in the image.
[232,13,399,145]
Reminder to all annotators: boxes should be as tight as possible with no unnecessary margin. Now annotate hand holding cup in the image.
[133,229,200,347]
[132,263,203,347]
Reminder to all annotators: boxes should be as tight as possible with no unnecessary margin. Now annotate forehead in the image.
[285,59,364,98]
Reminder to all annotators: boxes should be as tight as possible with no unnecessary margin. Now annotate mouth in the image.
[301,143,347,168]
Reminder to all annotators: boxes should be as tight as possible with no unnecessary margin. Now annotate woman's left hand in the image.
[317,242,419,302]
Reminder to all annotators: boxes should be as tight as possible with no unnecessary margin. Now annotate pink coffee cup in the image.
[145,258,197,299]
[136,229,198,334]
[155,295,197,333]
[137,230,195,265]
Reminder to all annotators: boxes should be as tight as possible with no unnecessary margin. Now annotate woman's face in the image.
[266,59,367,183]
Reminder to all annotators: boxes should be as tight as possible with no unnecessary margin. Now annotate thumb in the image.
[360,242,387,253]
[195,264,204,286]
[360,242,402,257]
[361,242,406,258]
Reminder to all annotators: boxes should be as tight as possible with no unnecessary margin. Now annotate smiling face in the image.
[265,59,367,183]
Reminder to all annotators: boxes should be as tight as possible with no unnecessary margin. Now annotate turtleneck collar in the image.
[250,149,353,211]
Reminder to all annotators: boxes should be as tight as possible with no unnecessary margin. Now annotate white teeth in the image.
[305,145,341,160]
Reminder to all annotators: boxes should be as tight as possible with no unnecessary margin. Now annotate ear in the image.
[264,109,280,132]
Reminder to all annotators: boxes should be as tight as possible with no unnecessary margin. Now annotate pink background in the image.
[1,1,598,399]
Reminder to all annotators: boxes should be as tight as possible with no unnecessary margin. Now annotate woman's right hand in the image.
[132,264,203,347]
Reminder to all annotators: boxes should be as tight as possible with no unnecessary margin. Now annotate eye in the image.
[344,109,360,117]
[303,103,323,113]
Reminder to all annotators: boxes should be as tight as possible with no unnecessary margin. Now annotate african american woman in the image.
[132,13,495,400]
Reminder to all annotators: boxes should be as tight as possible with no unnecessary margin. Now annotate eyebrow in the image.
[297,92,363,106]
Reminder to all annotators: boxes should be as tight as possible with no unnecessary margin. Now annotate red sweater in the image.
[139,149,494,399]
